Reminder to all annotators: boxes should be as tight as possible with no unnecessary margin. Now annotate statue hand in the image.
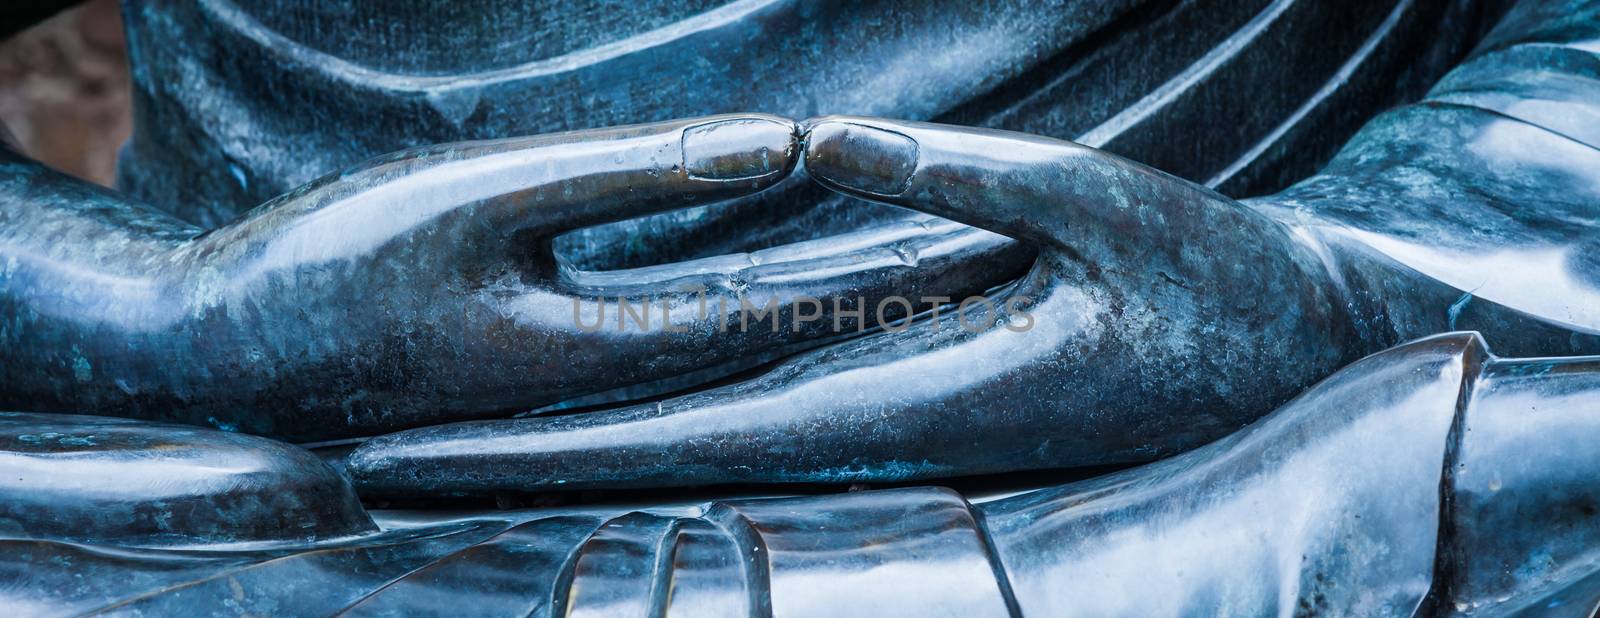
[3,114,1019,440]
[346,117,1353,494]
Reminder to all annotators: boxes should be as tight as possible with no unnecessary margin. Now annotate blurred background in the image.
[0,0,129,186]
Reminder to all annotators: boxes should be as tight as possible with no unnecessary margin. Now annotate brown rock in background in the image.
[0,0,130,187]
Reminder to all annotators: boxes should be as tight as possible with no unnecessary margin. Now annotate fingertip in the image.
[682,114,801,182]
[802,117,920,197]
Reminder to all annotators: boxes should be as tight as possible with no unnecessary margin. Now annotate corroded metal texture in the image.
[0,0,1597,615]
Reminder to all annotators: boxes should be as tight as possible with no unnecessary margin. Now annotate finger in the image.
[218,114,801,266]
[490,221,1024,396]
[538,220,1027,360]
[562,215,1025,306]
[484,219,1027,418]
[562,214,966,287]
[802,115,1249,254]
[459,113,803,234]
